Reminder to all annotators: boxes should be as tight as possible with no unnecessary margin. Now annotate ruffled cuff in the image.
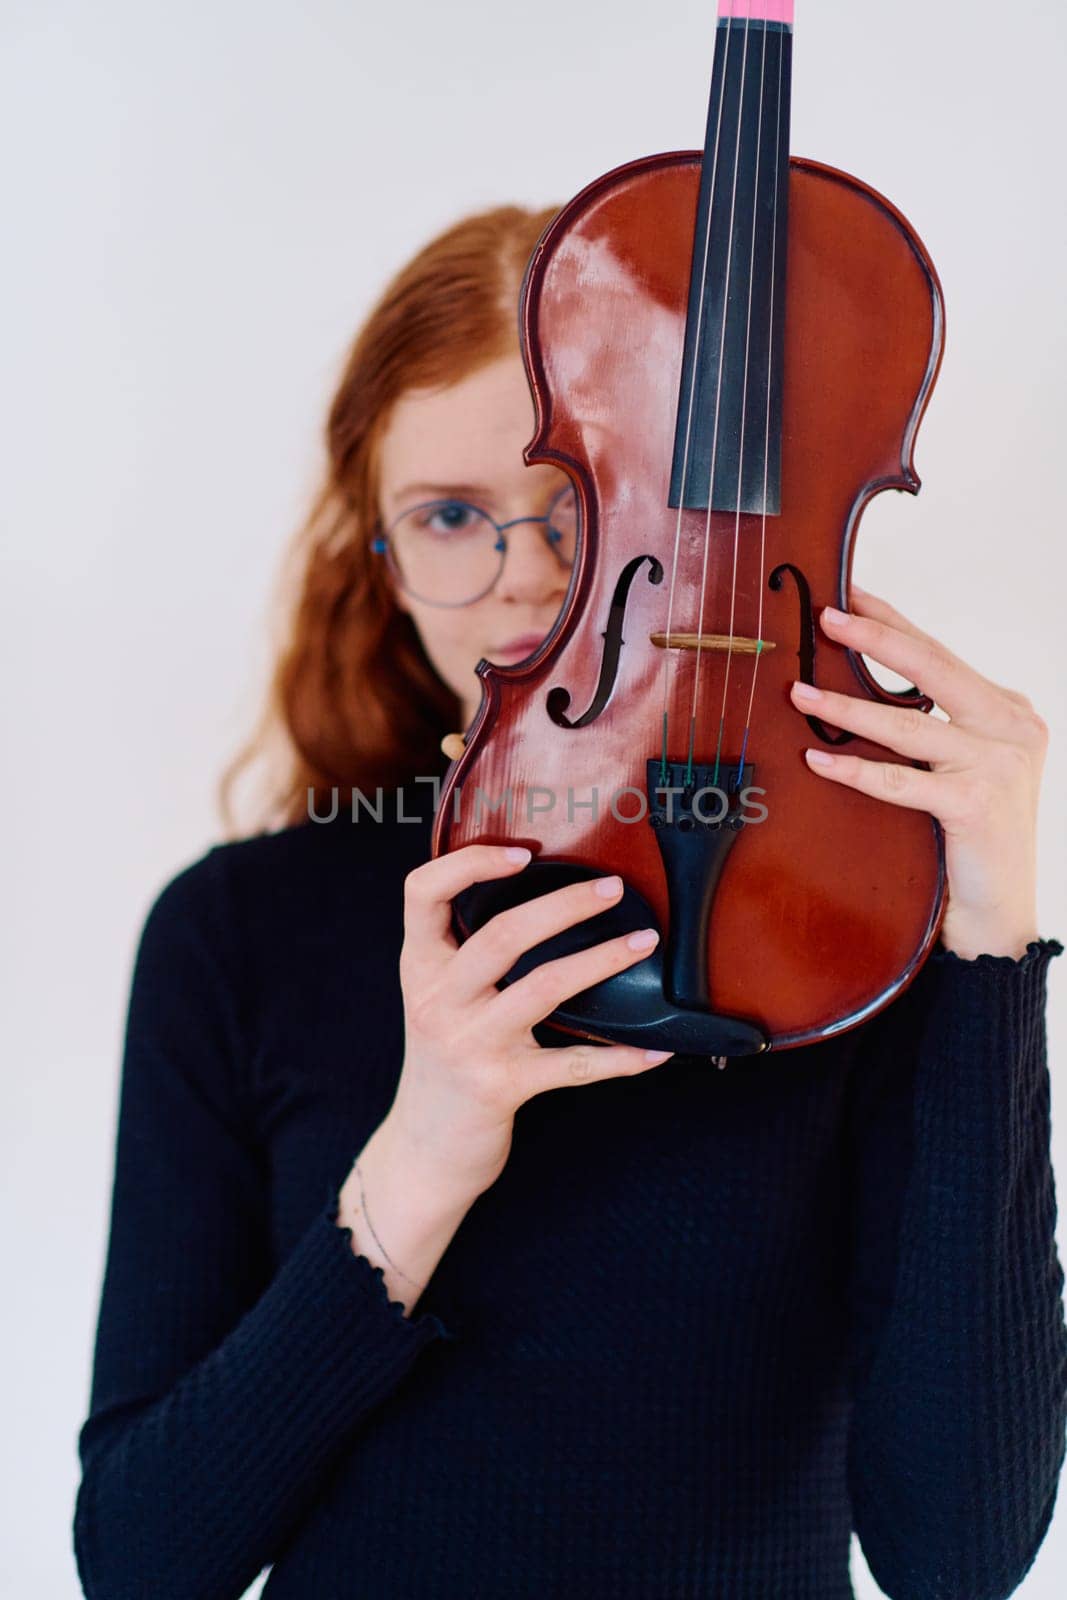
[914,938,1062,1069]
[323,1183,460,1344]
[928,937,1063,1016]
[930,936,1063,971]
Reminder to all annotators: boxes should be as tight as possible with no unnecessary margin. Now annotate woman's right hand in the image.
[385,843,673,1201]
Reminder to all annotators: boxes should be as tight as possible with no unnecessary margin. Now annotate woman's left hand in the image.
[788,585,1048,961]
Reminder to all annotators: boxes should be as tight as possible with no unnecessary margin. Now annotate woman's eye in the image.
[424,501,478,535]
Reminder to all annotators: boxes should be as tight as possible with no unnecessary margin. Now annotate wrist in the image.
[939,910,1039,962]
[380,1099,509,1203]
[335,1120,484,1313]
[365,1112,490,1217]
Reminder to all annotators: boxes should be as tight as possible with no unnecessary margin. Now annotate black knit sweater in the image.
[74,788,1067,1599]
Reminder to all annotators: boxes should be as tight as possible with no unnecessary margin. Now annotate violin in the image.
[432,0,946,1057]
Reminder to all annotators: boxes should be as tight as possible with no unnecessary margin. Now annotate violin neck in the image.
[669,0,793,516]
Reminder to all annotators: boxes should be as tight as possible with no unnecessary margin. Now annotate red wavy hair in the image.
[218,202,559,837]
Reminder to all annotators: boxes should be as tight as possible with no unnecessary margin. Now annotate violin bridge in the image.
[649,632,775,655]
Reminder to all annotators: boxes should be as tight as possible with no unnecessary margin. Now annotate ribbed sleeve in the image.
[845,937,1067,1600]
[73,855,454,1600]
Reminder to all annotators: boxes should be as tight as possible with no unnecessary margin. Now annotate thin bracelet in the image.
[353,1159,426,1292]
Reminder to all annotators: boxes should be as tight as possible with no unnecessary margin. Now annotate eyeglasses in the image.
[371,484,578,608]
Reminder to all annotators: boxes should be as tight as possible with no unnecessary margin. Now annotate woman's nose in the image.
[494,520,571,602]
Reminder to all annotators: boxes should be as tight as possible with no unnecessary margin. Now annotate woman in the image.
[74,205,1066,1599]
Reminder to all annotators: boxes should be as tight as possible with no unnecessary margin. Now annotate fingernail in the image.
[644,1049,674,1063]
[791,680,822,704]
[504,846,531,863]
[627,928,659,950]
[806,749,836,768]
[822,606,849,626]
[595,875,623,898]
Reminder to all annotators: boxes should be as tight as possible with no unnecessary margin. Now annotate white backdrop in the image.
[2,1,1065,1595]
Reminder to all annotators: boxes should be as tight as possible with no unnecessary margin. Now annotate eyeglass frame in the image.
[370,485,578,609]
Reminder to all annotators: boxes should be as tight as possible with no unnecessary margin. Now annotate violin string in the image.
[738,15,785,770]
[659,9,735,787]
[686,1,753,786]
[713,2,768,793]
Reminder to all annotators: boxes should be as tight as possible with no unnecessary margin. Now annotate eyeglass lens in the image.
[386,486,578,606]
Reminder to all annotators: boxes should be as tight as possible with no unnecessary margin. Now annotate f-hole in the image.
[769,562,855,747]
[547,553,664,729]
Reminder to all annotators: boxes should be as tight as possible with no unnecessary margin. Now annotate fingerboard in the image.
[669,0,793,515]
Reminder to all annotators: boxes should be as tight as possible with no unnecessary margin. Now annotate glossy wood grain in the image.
[432,153,946,1050]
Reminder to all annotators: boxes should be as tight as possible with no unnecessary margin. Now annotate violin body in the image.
[433,131,946,1052]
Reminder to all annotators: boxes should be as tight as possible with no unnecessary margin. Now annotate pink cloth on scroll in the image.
[718,0,794,23]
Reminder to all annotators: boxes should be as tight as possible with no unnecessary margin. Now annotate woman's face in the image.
[376,353,573,727]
